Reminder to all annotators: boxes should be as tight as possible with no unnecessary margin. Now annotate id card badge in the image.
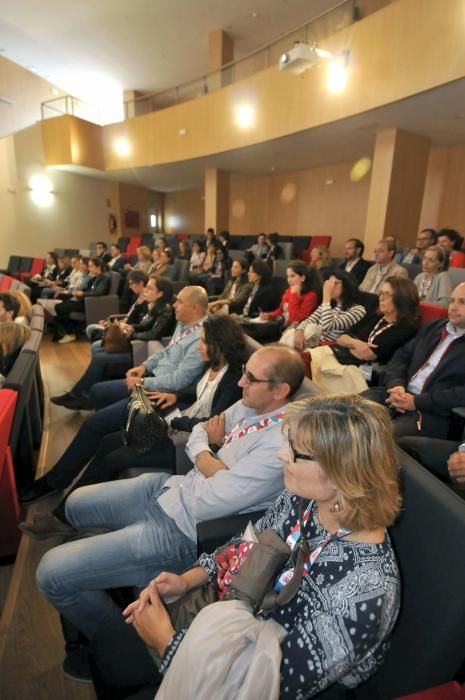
[360,364,373,382]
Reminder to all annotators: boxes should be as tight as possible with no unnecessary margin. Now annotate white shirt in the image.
[182,365,228,419]
[408,322,465,395]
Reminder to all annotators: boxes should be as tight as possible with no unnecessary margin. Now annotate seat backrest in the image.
[356,450,465,699]
[273,260,288,278]
[126,236,142,254]
[30,258,45,276]
[448,267,465,288]
[18,257,33,273]
[280,242,294,259]
[359,290,379,316]
[7,256,22,274]
[0,275,12,290]
[3,351,37,454]
[0,389,18,461]
[418,301,448,325]
[308,236,332,251]
[21,329,42,354]
[109,271,121,295]
[173,258,190,281]
[402,262,422,279]
[450,251,465,268]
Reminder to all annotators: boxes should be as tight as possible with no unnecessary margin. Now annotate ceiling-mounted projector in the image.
[279,43,332,74]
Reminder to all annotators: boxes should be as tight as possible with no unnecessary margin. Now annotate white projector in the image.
[279,43,332,75]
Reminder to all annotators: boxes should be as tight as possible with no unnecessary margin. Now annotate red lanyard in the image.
[168,320,204,347]
[367,318,394,344]
[222,412,285,447]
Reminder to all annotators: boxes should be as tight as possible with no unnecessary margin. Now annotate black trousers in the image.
[54,299,85,337]
[396,436,459,482]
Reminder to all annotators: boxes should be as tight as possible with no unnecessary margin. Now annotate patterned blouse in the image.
[160,490,400,699]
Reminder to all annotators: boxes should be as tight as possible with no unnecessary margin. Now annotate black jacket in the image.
[338,258,372,285]
[83,273,111,297]
[336,313,418,365]
[131,301,175,341]
[230,283,280,317]
[385,319,465,419]
[170,367,243,432]
[126,300,149,326]
[109,255,126,272]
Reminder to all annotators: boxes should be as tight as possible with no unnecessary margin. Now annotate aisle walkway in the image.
[0,339,96,699]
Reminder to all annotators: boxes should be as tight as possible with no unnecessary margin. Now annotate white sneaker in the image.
[58,334,77,344]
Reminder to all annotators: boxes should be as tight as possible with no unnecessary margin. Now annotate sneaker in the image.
[62,646,93,683]
[50,392,75,406]
[18,476,57,504]
[58,334,77,344]
[19,514,76,540]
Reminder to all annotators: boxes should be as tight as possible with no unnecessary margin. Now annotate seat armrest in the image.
[84,295,120,325]
[196,510,267,555]
[130,340,148,366]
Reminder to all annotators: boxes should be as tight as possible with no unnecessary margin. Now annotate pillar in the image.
[207,30,234,91]
[205,168,230,233]
[364,128,430,255]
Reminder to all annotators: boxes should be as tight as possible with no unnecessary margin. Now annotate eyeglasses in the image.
[241,364,274,385]
[378,290,393,298]
[288,434,316,462]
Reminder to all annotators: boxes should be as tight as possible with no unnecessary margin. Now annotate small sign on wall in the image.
[124,209,140,229]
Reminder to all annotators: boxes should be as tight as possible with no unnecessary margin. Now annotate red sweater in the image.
[268,289,318,325]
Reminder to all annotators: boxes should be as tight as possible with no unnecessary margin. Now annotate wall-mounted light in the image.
[327,50,350,94]
[114,137,131,156]
[234,103,255,129]
[29,174,54,207]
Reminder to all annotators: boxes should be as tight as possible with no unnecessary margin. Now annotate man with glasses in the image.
[401,228,437,265]
[36,346,309,676]
[359,239,408,295]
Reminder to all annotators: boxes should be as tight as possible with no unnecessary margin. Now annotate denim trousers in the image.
[90,378,132,409]
[36,473,197,640]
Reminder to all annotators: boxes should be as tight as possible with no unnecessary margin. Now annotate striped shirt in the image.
[297,302,366,341]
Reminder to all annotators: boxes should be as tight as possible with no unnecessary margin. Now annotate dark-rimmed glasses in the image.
[288,434,316,462]
[241,364,274,385]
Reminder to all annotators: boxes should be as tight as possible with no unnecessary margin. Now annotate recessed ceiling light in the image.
[251,12,259,18]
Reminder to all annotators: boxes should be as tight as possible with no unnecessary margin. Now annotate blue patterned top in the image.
[161,490,401,699]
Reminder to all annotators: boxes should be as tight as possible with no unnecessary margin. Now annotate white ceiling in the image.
[53,77,465,191]
[0,0,343,100]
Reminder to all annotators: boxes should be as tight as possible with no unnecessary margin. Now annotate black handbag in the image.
[121,383,168,454]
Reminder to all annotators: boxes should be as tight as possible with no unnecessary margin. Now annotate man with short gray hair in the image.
[359,239,408,294]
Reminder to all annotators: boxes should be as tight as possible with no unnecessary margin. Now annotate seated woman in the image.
[264,231,285,263]
[248,233,270,259]
[208,258,251,314]
[53,257,111,343]
[38,255,72,300]
[189,242,218,284]
[133,246,153,274]
[27,251,59,303]
[308,277,420,392]
[204,246,231,295]
[413,244,452,306]
[230,258,280,319]
[20,315,247,536]
[8,290,32,325]
[0,322,31,375]
[309,245,332,279]
[245,261,321,343]
[51,276,175,410]
[177,239,191,261]
[38,256,90,319]
[189,240,206,273]
[88,393,401,700]
[286,270,366,350]
[437,228,464,266]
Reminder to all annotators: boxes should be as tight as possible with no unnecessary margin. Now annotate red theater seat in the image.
[0,388,20,558]
[418,302,449,325]
[450,251,465,268]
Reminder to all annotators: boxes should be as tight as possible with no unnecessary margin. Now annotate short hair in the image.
[89,256,104,270]
[79,256,90,266]
[421,228,438,243]
[7,290,32,319]
[267,232,280,245]
[219,230,230,241]
[96,241,108,250]
[251,258,272,285]
[161,248,173,262]
[207,227,215,235]
[347,238,365,256]
[285,394,401,531]
[0,292,20,319]
[381,238,397,256]
[203,315,247,372]
[437,228,463,250]
[257,233,267,242]
[127,270,148,285]
[111,243,121,252]
[192,240,205,253]
[331,270,360,310]
[137,246,152,261]
[150,275,174,304]
[184,285,208,312]
[260,345,305,397]
[425,244,450,271]
[383,276,420,328]
[287,260,322,298]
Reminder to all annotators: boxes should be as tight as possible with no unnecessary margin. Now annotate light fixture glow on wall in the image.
[114,138,131,156]
[326,51,350,94]
[234,103,255,129]
[29,174,54,207]
[150,214,157,228]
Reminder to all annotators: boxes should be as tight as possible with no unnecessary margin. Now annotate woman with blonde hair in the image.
[92,393,401,699]
[0,322,31,374]
[8,290,32,325]
[309,245,332,279]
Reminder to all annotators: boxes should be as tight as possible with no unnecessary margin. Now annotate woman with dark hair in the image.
[22,315,247,539]
[246,261,321,342]
[231,258,279,318]
[27,251,60,302]
[208,258,251,314]
[264,232,285,262]
[289,270,366,350]
[177,239,191,261]
[189,240,206,273]
[437,228,464,260]
[413,245,452,306]
[51,276,175,410]
[205,246,231,295]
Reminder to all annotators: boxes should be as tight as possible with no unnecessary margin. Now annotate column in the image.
[205,168,230,233]
[207,30,234,91]
[364,128,430,255]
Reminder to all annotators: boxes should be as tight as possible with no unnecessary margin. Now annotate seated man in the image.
[35,346,306,665]
[359,239,408,295]
[363,282,465,439]
[397,436,465,486]
[338,238,372,284]
[19,285,208,504]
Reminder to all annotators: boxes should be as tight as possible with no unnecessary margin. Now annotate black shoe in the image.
[19,477,57,504]
[50,392,75,406]
[62,646,92,683]
[62,395,94,411]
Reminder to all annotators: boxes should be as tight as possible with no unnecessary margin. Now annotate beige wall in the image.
[0,124,114,267]
[0,55,65,139]
[419,144,465,234]
[164,188,205,235]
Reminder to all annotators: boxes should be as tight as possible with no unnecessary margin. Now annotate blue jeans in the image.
[71,344,132,397]
[90,378,131,409]
[36,473,197,639]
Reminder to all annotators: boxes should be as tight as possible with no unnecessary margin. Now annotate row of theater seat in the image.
[1,304,45,558]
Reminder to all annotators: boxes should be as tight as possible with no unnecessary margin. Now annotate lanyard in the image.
[419,276,433,299]
[408,327,452,391]
[275,501,351,591]
[168,320,204,347]
[367,318,394,344]
[222,411,285,447]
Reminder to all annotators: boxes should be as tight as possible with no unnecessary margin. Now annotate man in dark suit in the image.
[108,243,126,272]
[363,282,465,439]
[338,238,371,285]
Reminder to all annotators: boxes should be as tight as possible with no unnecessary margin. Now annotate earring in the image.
[330,501,342,513]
